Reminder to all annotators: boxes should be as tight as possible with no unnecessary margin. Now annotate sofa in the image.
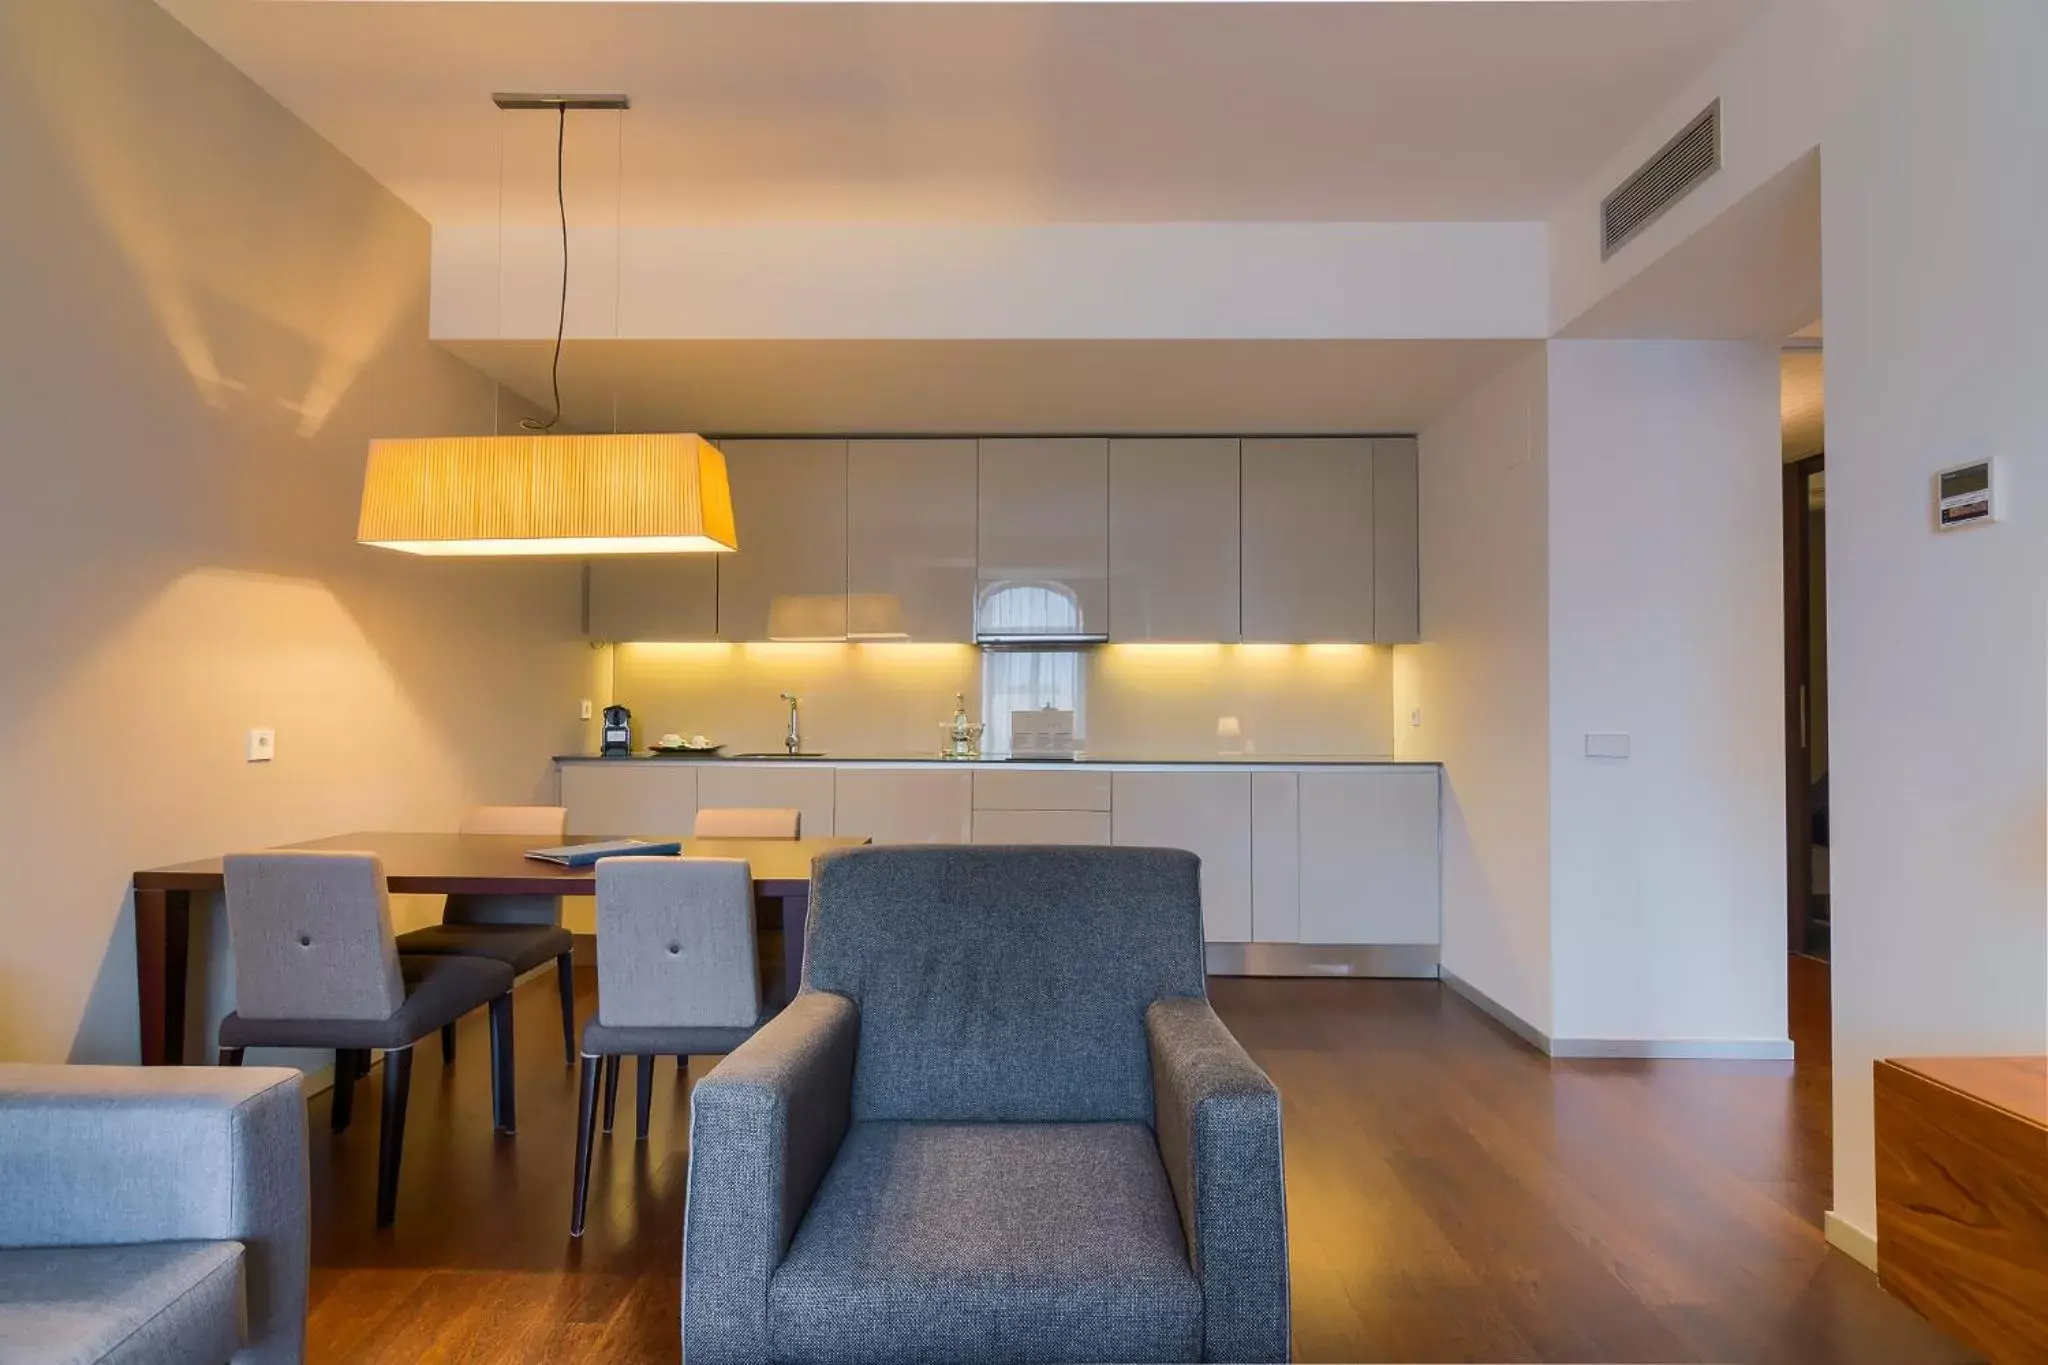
[0,1064,308,1365]
[681,845,1290,1365]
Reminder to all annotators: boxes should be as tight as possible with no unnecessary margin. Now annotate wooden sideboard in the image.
[1875,1056,2048,1364]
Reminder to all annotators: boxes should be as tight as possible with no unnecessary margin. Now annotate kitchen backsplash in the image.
[610,642,1395,758]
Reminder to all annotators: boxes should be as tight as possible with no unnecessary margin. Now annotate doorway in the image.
[1783,452,1828,958]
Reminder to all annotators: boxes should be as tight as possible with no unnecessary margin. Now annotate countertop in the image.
[554,752,1436,770]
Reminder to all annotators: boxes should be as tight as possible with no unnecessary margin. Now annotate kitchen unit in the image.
[555,755,1441,976]
[584,434,1421,646]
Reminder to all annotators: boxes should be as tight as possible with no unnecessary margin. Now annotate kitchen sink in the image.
[727,752,829,760]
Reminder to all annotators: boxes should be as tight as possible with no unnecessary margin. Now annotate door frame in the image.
[1783,453,1825,953]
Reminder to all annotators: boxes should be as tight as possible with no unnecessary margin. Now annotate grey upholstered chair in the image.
[693,806,801,838]
[0,1063,308,1365]
[216,850,517,1227]
[682,845,1291,1365]
[396,804,578,1067]
[570,856,770,1237]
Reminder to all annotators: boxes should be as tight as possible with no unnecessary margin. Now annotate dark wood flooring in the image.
[302,954,1977,1363]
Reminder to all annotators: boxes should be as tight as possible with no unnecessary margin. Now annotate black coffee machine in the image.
[600,705,633,757]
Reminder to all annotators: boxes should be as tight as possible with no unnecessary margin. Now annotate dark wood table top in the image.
[133,832,869,896]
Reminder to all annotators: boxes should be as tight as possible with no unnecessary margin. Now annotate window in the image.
[977,582,1087,755]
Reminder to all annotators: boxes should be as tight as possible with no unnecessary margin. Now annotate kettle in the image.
[601,705,633,758]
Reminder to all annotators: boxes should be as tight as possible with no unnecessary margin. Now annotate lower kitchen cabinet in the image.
[835,769,972,844]
[1112,771,1252,943]
[1298,769,1441,945]
[696,764,837,838]
[971,808,1112,846]
[1249,771,1302,942]
[561,763,698,836]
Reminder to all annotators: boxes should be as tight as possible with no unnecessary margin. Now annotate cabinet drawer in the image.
[835,769,973,844]
[972,808,1113,846]
[972,768,1113,812]
[561,764,697,838]
[696,765,837,838]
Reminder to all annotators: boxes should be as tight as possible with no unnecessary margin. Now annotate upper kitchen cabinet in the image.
[585,557,718,642]
[1108,438,1241,641]
[717,439,848,642]
[1372,438,1421,644]
[847,440,977,641]
[1240,437,1374,643]
[976,438,1110,642]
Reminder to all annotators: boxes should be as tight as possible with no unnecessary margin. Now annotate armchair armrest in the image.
[0,1063,309,1365]
[683,991,859,1365]
[1147,997,1290,1363]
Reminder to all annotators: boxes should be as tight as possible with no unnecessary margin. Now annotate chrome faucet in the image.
[780,692,802,755]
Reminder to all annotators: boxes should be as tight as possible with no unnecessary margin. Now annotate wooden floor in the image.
[304,954,1978,1364]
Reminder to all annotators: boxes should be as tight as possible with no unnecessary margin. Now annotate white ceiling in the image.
[441,337,1533,434]
[155,0,1765,225]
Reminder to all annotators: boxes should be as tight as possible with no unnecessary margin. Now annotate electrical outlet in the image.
[580,699,594,721]
[246,728,276,763]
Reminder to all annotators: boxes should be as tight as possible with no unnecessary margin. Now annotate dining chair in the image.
[395,805,577,1067]
[570,856,771,1237]
[693,806,801,839]
[216,850,518,1228]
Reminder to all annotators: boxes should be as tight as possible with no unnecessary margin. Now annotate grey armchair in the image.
[0,1063,309,1365]
[681,845,1290,1365]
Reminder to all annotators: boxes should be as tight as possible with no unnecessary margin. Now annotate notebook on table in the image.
[523,839,683,868]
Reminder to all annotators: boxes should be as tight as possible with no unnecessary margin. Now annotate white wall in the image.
[1402,347,1553,1033]
[0,0,598,1063]
[1819,0,2048,1247]
[1545,341,1788,1052]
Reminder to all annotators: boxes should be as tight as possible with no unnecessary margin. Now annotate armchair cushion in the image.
[0,1242,243,1365]
[768,1122,1201,1365]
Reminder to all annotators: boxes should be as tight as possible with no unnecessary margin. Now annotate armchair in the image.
[682,845,1288,1365]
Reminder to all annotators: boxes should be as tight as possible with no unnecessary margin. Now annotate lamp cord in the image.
[521,104,569,432]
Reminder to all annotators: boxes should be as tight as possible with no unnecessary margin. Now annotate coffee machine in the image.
[600,705,633,757]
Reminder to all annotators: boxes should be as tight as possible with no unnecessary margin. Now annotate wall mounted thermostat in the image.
[1935,459,2000,530]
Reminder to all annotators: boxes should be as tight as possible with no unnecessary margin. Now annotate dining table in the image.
[129,831,870,1066]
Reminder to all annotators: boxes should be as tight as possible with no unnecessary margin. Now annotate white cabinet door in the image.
[1250,771,1301,943]
[696,764,837,837]
[1109,438,1240,641]
[585,559,718,642]
[1298,769,1440,945]
[1240,437,1374,643]
[976,438,1110,640]
[1112,771,1252,943]
[835,769,973,844]
[847,440,978,642]
[971,768,1113,812]
[560,763,698,837]
[718,440,848,641]
[1372,438,1420,644]
[971,808,1112,845]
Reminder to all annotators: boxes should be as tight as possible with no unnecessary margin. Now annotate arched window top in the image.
[976,581,1083,635]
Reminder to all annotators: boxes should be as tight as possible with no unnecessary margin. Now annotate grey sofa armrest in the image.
[683,991,859,1365]
[0,1063,310,1365]
[1147,997,1291,1363]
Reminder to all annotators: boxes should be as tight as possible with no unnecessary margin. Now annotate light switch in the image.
[1584,732,1630,760]
[580,699,594,721]
[1409,708,1423,728]
[247,728,276,763]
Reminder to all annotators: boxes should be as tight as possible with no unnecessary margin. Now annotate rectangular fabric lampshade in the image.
[357,433,737,556]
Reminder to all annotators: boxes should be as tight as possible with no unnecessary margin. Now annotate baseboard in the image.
[1547,1037,1798,1061]
[1825,1210,1879,1271]
[1206,942,1439,979]
[1438,967,1551,1054]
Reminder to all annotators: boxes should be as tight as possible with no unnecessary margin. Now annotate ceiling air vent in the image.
[1602,99,1721,260]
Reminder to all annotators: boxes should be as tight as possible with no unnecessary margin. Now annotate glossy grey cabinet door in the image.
[1372,438,1421,643]
[585,557,718,641]
[1109,438,1241,641]
[717,439,848,642]
[847,440,977,641]
[1240,437,1374,643]
[976,438,1110,640]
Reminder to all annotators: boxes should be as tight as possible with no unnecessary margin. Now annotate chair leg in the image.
[375,1046,414,1228]
[570,1052,601,1238]
[601,1054,621,1135]
[441,1024,456,1066]
[488,994,517,1134]
[331,1051,360,1133]
[555,952,577,1066]
[635,1055,655,1141]
[219,1047,245,1067]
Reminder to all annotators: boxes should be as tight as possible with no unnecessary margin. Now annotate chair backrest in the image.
[693,807,800,839]
[594,857,761,1029]
[461,805,569,837]
[805,845,1207,1125]
[224,851,404,1022]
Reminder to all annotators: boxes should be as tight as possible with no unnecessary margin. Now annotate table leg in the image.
[134,887,192,1066]
[777,890,810,1005]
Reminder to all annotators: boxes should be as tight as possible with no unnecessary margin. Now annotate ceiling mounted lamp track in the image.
[356,92,738,558]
